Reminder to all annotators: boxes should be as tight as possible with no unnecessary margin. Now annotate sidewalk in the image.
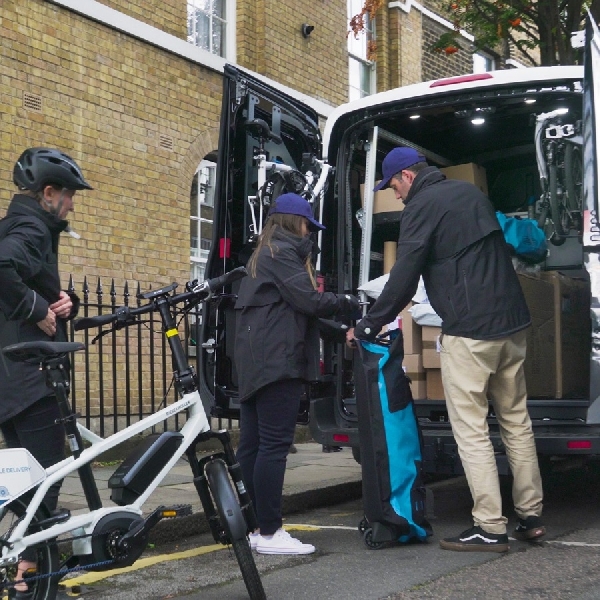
[58,443,363,545]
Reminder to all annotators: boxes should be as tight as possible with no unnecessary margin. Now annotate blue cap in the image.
[269,193,325,230]
[374,147,426,191]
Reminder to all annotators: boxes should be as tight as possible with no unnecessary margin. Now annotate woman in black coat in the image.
[234,193,359,555]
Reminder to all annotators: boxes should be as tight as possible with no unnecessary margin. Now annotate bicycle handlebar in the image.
[74,267,247,331]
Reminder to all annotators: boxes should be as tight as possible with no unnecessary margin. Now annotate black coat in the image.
[355,167,530,341]
[234,230,345,402]
[0,194,78,423]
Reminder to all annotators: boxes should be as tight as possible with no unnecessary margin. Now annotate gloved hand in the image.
[336,294,361,320]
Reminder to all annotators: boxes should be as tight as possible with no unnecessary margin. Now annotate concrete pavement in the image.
[58,442,363,545]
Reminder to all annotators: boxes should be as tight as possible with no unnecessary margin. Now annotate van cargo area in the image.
[308,71,600,474]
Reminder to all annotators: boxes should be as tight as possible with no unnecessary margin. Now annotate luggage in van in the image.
[354,330,433,549]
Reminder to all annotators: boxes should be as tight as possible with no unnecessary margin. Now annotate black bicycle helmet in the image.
[13,147,93,192]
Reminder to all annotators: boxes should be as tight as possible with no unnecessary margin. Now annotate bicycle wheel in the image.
[565,144,583,214]
[205,459,266,600]
[548,162,567,245]
[0,498,59,600]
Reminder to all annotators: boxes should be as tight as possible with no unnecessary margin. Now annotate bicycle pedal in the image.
[158,504,193,518]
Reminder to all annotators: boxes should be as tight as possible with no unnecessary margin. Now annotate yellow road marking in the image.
[61,524,354,589]
[61,544,223,588]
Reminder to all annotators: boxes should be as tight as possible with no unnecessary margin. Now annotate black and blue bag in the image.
[354,330,432,548]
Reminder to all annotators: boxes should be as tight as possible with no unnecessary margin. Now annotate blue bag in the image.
[496,211,547,263]
[354,331,432,547]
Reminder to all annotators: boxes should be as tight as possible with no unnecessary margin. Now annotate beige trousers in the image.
[439,329,543,535]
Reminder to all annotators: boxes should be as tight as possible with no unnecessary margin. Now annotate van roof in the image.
[322,66,583,158]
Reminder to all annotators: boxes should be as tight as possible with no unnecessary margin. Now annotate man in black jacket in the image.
[347,147,544,553]
[0,147,92,596]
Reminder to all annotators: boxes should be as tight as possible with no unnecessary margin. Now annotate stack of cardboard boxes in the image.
[399,304,444,401]
[399,270,591,401]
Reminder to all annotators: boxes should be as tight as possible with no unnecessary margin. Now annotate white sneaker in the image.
[256,528,316,555]
[249,532,260,550]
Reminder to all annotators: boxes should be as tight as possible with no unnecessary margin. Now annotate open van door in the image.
[197,65,324,420]
[583,14,600,246]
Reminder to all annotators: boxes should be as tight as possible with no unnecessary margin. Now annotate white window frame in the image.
[473,52,495,73]
[348,0,376,101]
[187,0,236,61]
[190,160,216,283]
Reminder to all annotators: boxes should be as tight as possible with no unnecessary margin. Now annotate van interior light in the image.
[471,117,485,125]
[524,98,537,104]
[409,114,420,120]
[555,107,569,114]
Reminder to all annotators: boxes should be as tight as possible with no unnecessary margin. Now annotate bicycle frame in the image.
[0,389,208,564]
[0,269,251,570]
[535,109,583,243]
[245,118,330,238]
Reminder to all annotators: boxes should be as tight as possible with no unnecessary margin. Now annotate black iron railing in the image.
[66,275,235,436]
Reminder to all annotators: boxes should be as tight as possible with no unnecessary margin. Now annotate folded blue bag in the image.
[496,211,548,264]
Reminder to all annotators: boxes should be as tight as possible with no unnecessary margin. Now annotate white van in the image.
[198,16,600,474]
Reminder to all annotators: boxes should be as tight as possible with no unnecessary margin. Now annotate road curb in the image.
[148,479,363,546]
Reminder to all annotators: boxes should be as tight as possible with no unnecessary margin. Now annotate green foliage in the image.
[436,0,588,66]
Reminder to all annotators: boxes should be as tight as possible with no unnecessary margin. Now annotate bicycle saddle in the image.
[2,341,85,362]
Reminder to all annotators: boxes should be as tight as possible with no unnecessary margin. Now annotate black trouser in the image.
[236,379,302,536]
[1,395,66,561]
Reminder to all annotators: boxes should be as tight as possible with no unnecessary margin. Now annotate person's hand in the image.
[337,294,361,319]
[49,291,73,319]
[36,308,57,337]
[346,327,357,349]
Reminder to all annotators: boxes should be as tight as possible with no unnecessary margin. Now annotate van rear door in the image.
[197,65,322,420]
[583,14,600,246]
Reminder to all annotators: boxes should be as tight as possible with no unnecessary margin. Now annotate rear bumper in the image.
[309,397,600,473]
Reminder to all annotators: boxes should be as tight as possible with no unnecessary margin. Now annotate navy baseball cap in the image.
[269,193,325,230]
[374,147,426,191]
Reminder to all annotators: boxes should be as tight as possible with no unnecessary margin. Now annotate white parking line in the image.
[285,524,358,531]
[544,541,600,547]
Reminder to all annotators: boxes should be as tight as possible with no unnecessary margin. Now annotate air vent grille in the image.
[159,135,174,151]
[23,93,42,113]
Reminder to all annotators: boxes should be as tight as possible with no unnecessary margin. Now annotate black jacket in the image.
[234,230,347,402]
[354,167,530,341]
[0,194,79,423]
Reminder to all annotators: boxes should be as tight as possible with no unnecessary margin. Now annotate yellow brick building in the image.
[0,0,490,426]
[0,0,484,289]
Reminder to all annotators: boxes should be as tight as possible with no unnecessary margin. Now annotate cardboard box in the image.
[518,271,590,398]
[426,369,445,400]
[400,302,422,355]
[440,163,488,196]
[404,353,426,400]
[422,325,442,369]
[360,182,405,214]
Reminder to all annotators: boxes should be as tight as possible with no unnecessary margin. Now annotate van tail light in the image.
[219,238,231,258]
[430,73,493,88]
[567,440,592,449]
[333,434,350,443]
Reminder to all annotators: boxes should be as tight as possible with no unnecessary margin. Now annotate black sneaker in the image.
[513,516,546,541]
[440,525,509,553]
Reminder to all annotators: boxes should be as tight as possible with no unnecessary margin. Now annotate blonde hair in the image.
[248,214,317,289]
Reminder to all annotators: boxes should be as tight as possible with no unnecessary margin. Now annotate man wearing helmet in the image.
[0,147,92,597]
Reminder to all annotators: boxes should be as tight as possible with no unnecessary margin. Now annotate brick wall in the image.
[97,0,187,39]
[1,0,222,291]
[422,15,473,81]
[237,0,349,107]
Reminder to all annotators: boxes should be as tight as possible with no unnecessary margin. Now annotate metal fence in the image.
[66,275,235,437]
